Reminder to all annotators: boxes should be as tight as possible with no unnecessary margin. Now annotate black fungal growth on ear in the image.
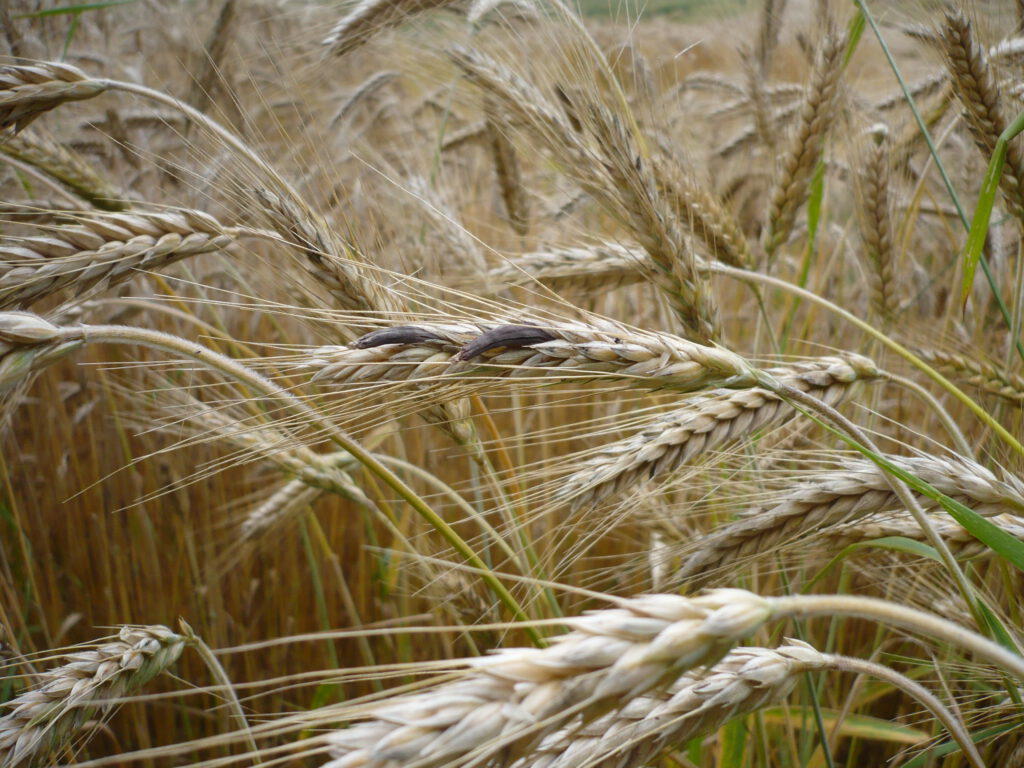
[352,326,449,349]
[457,325,557,361]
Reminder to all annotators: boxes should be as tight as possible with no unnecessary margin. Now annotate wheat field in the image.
[1,0,1024,765]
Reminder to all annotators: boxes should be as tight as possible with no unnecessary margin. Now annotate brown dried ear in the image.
[457,325,556,360]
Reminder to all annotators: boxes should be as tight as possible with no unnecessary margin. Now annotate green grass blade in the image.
[961,107,1024,308]
[16,0,137,17]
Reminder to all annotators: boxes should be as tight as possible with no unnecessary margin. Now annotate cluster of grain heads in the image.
[0,209,241,310]
[322,590,773,768]
[0,61,107,132]
[557,354,880,510]
[572,102,720,341]
[676,454,1024,586]
[0,625,186,767]
[321,588,1024,768]
[447,47,722,341]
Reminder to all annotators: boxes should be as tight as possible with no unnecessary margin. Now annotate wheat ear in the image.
[557,355,879,510]
[657,167,755,270]
[858,126,898,328]
[579,102,719,340]
[321,0,459,57]
[308,318,754,393]
[942,10,1024,216]
[763,31,846,260]
[916,348,1024,404]
[331,71,399,129]
[524,637,982,768]
[483,243,653,293]
[254,188,400,316]
[0,128,125,210]
[522,641,825,768]
[321,591,1024,768]
[522,639,979,768]
[819,511,1024,559]
[0,61,108,132]
[676,454,1024,585]
[0,626,186,767]
[186,0,237,115]
[0,209,241,310]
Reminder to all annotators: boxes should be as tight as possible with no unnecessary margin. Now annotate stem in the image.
[885,373,974,458]
[770,594,1024,681]
[761,380,982,628]
[57,323,543,646]
[376,454,521,567]
[712,263,1024,458]
[824,654,986,768]
[178,621,260,763]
